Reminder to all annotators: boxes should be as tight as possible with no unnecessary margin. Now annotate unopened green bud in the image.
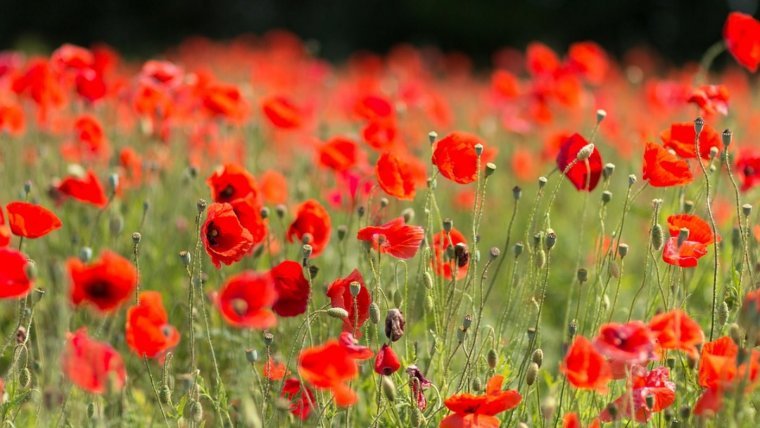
[369,303,381,324]
[532,349,544,367]
[382,376,396,401]
[526,362,539,386]
[487,349,498,369]
[327,307,349,320]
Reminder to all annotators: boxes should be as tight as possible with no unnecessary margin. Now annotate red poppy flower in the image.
[699,336,739,389]
[261,95,303,129]
[202,82,247,122]
[688,85,729,117]
[376,150,419,200]
[287,199,331,256]
[735,149,760,191]
[62,328,126,394]
[0,101,25,136]
[6,201,62,239]
[126,291,180,358]
[0,248,33,299]
[694,386,723,417]
[432,132,484,184]
[374,344,401,375]
[432,227,468,280]
[662,237,708,268]
[660,122,721,160]
[260,170,288,204]
[229,194,267,246]
[440,375,522,428]
[317,137,362,172]
[75,68,107,103]
[201,202,254,269]
[353,93,394,122]
[666,214,719,245]
[362,119,397,150]
[326,269,371,336]
[69,250,137,313]
[66,115,109,161]
[593,321,654,364]
[56,170,109,208]
[206,163,259,204]
[526,42,560,76]
[215,271,277,329]
[298,339,362,407]
[281,378,315,420]
[0,207,9,247]
[262,356,288,380]
[561,335,612,393]
[648,309,703,357]
[338,332,374,360]
[270,260,310,317]
[357,217,424,259]
[642,142,693,187]
[556,133,603,191]
[724,12,760,72]
[567,41,609,84]
[599,365,675,423]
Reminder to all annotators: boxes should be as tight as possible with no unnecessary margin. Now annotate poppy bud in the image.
[423,272,434,289]
[489,247,500,260]
[132,232,141,245]
[729,323,743,344]
[596,109,607,124]
[601,190,612,204]
[428,131,438,145]
[742,203,752,217]
[485,162,496,177]
[602,163,615,180]
[443,218,453,232]
[245,349,259,363]
[722,129,732,147]
[275,204,286,219]
[382,375,397,401]
[159,385,172,405]
[259,207,269,219]
[532,349,544,367]
[471,377,483,392]
[577,268,588,283]
[79,247,93,263]
[24,262,37,282]
[526,362,539,386]
[385,308,405,342]
[196,199,207,213]
[349,281,361,297]
[402,208,415,223]
[411,408,424,427]
[677,228,690,247]
[487,349,497,369]
[651,224,664,251]
[109,215,124,236]
[618,243,629,258]
[514,242,524,258]
[694,117,704,134]
[179,251,192,267]
[576,144,595,161]
[718,301,729,326]
[263,332,274,346]
[327,307,349,320]
[538,176,548,188]
[545,229,557,250]
[425,295,434,312]
[19,367,31,388]
[393,289,403,307]
[302,244,313,260]
[23,181,32,195]
[645,394,655,410]
[87,402,96,419]
[628,174,637,187]
[189,400,203,422]
[370,303,381,324]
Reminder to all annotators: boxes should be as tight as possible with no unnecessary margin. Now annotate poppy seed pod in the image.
[302,244,313,260]
[471,377,483,392]
[694,117,705,134]
[709,146,719,160]
[538,176,548,188]
[196,199,207,213]
[677,228,690,247]
[514,242,524,258]
[722,129,732,146]
[512,185,522,200]
[349,281,361,297]
[474,143,484,157]
[485,162,496,177]
[443,218,453,232]
[385,308,405,342]
[596,109,607,124]
[245,349,258,363]
[275,204,286,219]
[132,232,141,245]
[545,229,557,250]
[603,163,616,180]
[628,174,637,187]
[645,394,655,410]
[179,251,191,267]
[576,143,595,161]
[568,320,577,338]
[259,207,269,219]
[79,247,93,263]
[462,314,473,330]
[109,215,124,236]
[402,208,415,223]
[577,268,588,283]
[428,131,438,145]
[618,243,629,258]
[337,225,347,241]
[601,190,612,204]
[743,203,753,217]
[489,247,500,260]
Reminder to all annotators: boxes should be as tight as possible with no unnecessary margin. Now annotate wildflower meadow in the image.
[1,9,760,428]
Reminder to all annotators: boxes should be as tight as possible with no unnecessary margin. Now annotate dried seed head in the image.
[722,129,732,147]
[526,362,539,386]
[385,308,405,342]
[694,117,704,134]
[576,144,595,161]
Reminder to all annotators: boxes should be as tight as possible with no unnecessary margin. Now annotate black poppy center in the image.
[86,280,114,300]
[207,223,220,246]
[220,184,235,200]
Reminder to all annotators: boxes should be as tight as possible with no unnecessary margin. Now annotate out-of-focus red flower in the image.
[362,119,397,150]
[724,12,760,72]
[0,101,25,136]
[201,202,254,268]
[353,93,394,122]
[374,344,401,375]
[432,227,468,280]
[699,336,739,389]
[0,248,33,299]
[688,85,729,116]
[287,199,331,256]
[229,194,267,246]
[62,328,126,394]
[567,41,609,84]
[203,82,247,122]
[490,69,521,100]
[357,217,424,259]
[281,378,315,420]
[262,356,288,380]
[376,150,420,200]
[75,68,107,103]
[261,95,303,129]
[12,59,65,122]
[55,170,109,208]
[556,133,603,191]
[126,291,180,358]
[440,374,522,428]
[69,250,137,313]
[648,309,703,357]
[642,142,693,187]
[662,237,708,268]
[599,366,675,423]
[6,201,62,239]
[432,131,484,184]
[216,271,278,329]
[660,122,721,160]
[260,170,288,204]
[694,386,723,417]
[338,332,374,360]
[326,269,371,336]
[736,149,760,191]
[317,137,362,172]
[140,60,183,88]
[526,42,560,76]
[561,335,612,393]
[207,163,259,204]
[61,115,110,162]
[298,338,363,407]
[593,321,654,364]
[270,260,310,317]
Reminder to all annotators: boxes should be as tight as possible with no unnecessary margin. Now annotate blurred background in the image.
[0,0,757,64]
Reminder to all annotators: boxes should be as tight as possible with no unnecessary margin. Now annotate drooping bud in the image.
[327,307,349,320]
